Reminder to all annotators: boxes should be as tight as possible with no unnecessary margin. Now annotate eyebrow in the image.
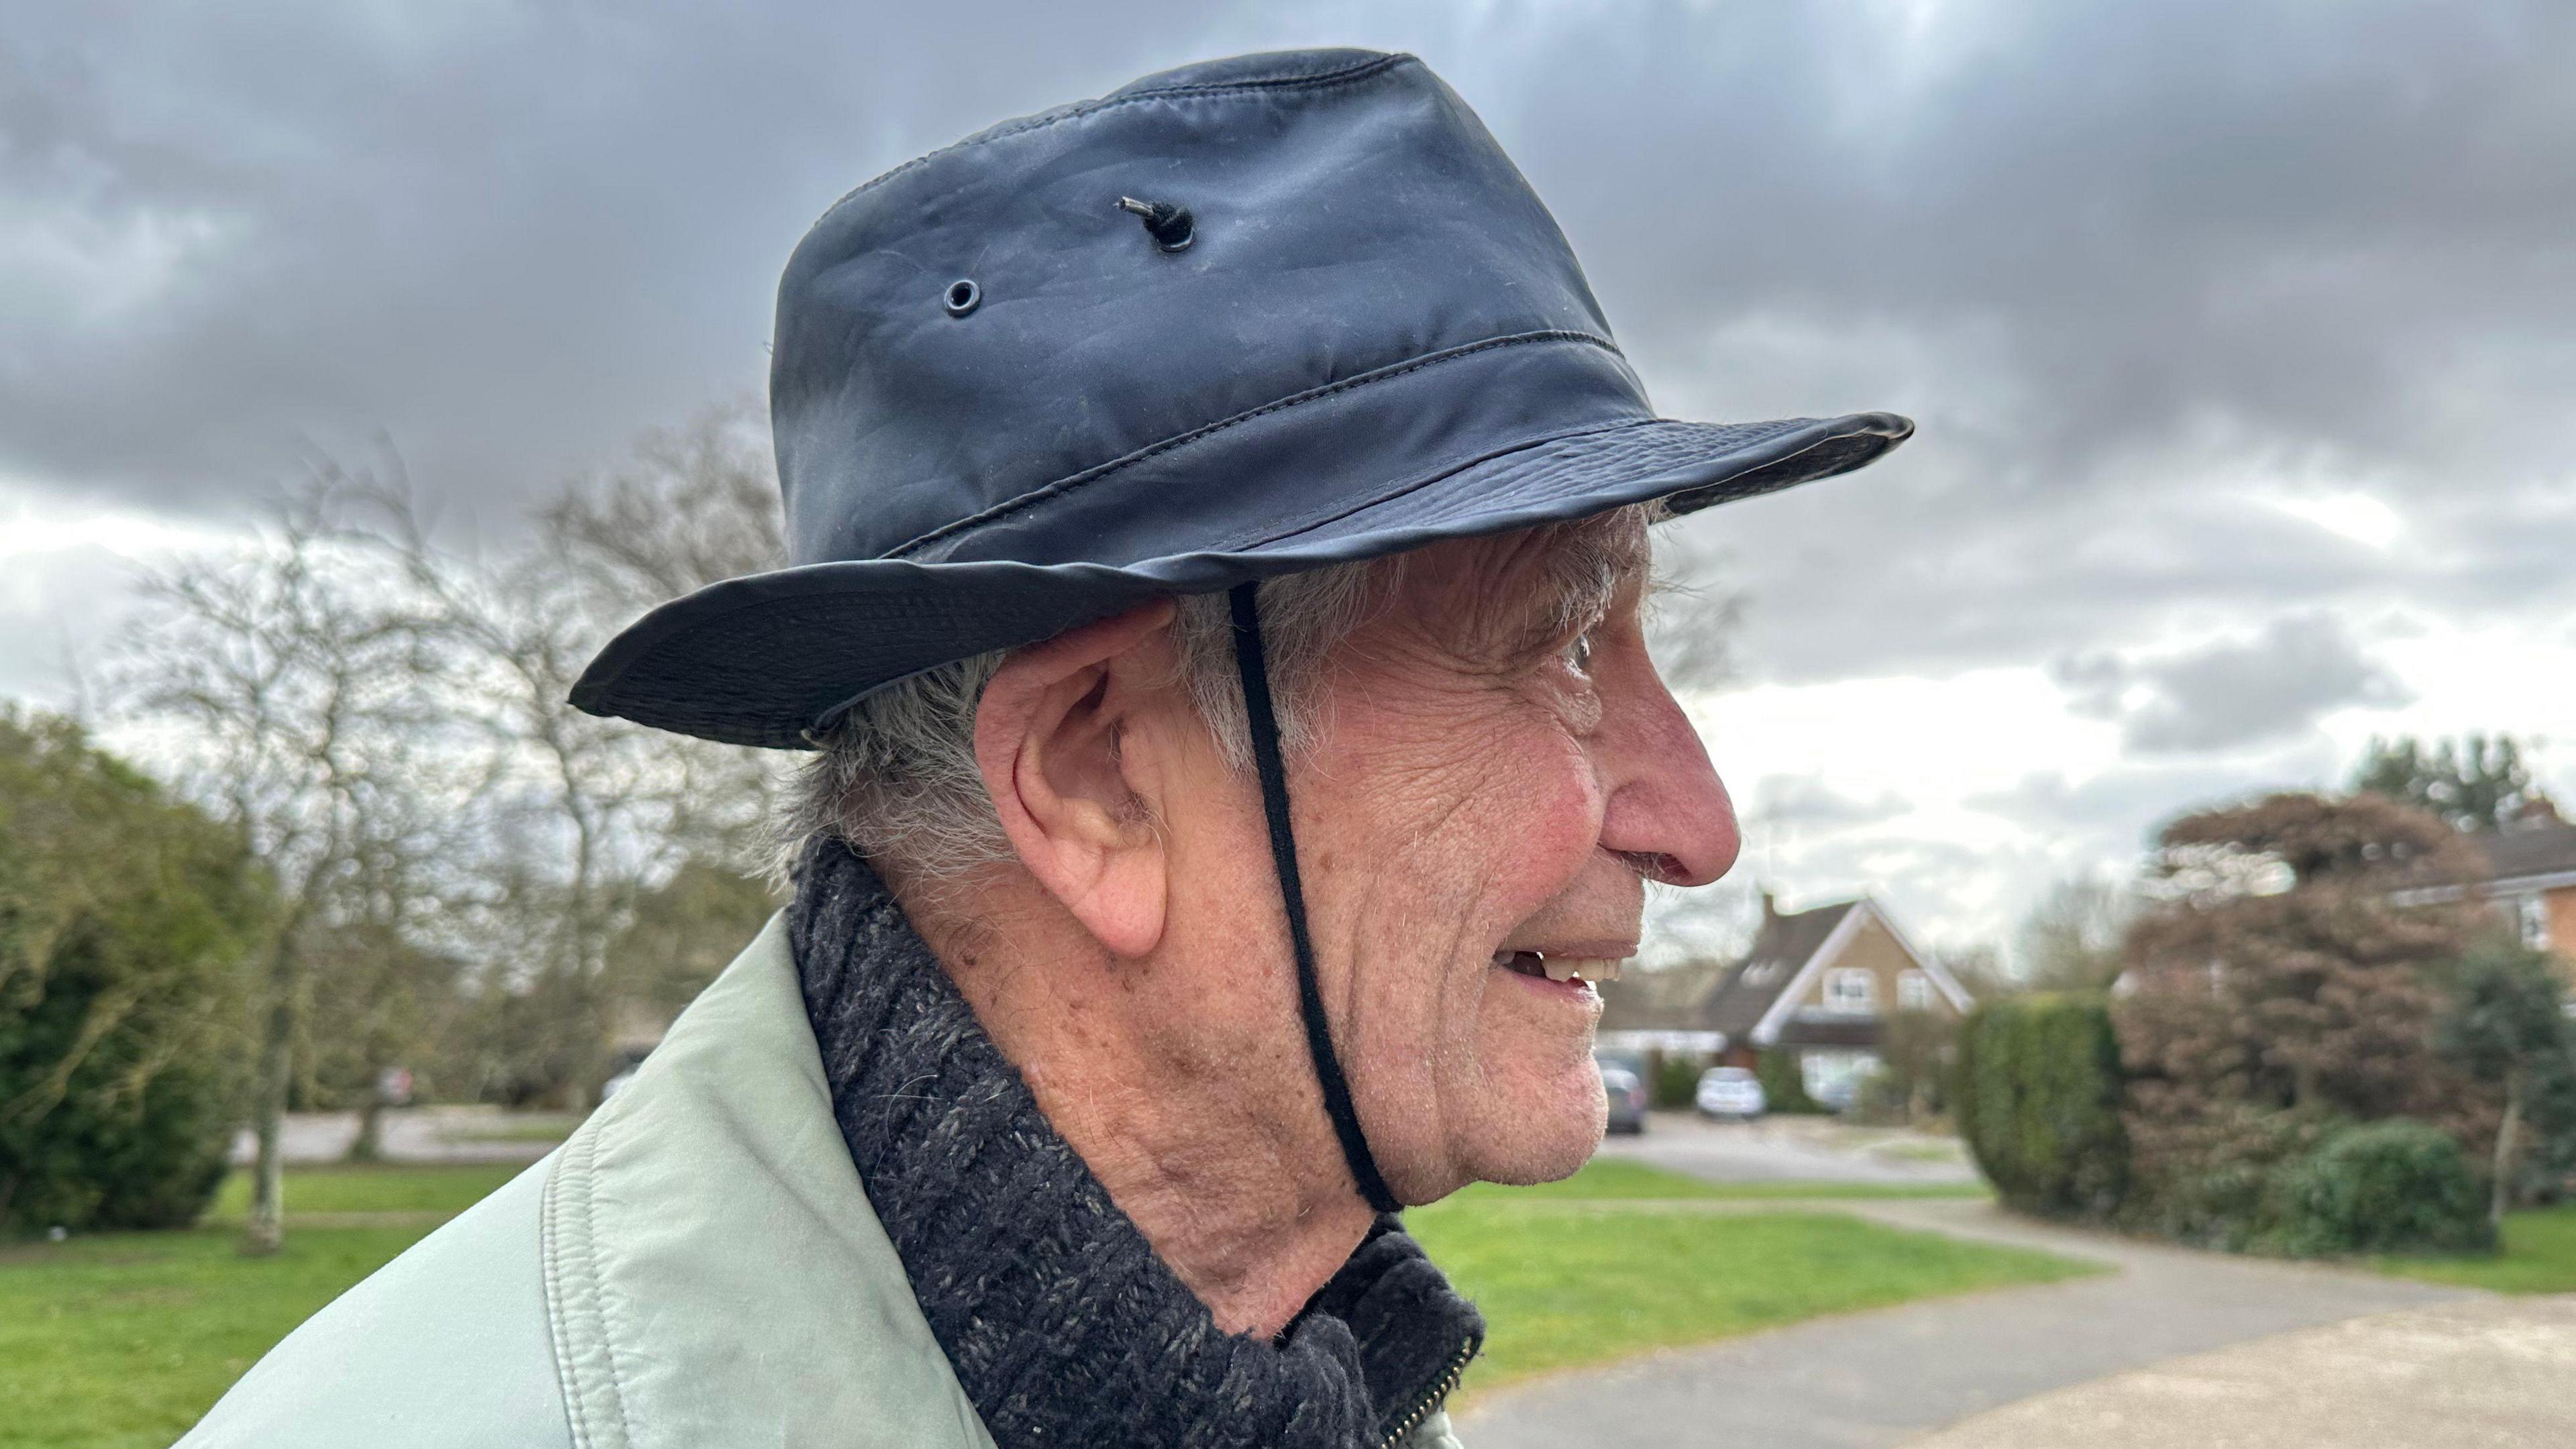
[1502,508,1652,659]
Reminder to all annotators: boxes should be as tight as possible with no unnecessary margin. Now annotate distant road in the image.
[1598,1110,1983,1186]
[228,1107,574,1166]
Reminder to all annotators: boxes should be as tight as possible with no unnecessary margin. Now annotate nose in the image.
[1593,656,1739,888]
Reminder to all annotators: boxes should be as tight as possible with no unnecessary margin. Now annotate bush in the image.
[1756,1050,1823,1114]
[1649,1053,1701,1111]
[1953,994,2129,1219]
[2275,1119,2493,1256]
[2117,1102,2337,1251]
[0,713,262,1234]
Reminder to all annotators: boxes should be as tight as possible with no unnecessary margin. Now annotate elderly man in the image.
[180,48,1906,1449]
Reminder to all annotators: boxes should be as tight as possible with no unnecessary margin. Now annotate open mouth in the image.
[1492,951,1623,985]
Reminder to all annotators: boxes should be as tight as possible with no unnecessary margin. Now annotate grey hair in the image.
[769,559,1391,886]
[768,502,1655,888]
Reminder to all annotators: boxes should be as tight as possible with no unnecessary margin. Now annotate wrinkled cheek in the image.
[1479,745,1607,911]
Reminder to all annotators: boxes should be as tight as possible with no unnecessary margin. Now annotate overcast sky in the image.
[6,0,2571,957]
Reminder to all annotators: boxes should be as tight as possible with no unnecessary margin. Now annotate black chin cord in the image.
[1228,582,1401,1215]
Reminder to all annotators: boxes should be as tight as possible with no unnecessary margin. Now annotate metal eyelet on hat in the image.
[1114,196,1194,252]
[943,278,980,316]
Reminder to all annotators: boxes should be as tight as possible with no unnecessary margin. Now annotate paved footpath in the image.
[1457,1195,2485,1449]
[1912,1294,2576,1448]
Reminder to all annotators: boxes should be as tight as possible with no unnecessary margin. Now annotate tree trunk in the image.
[2491,1069,2524,1230]
[241,1018,290,1256]
[349,1095,386,1163]
[241,936,301,1256]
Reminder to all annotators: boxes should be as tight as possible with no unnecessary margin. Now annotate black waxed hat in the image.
[570,48,1912,749]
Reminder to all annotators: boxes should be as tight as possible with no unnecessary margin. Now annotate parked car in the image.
[1599,1064,1648,1134]
[1695,1065,1766,1121]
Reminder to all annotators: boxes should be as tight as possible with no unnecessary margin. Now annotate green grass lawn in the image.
[1412,1163,2092,1403]
[1,1224,434,1449]
[1479,1157,1990,1201]
[3,1165,512,1449]
[205,1162,526,1221]
[4,1159,2056,1445]
[2373,1205,2576,1295]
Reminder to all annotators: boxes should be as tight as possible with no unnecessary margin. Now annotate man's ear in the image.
[973,601,1181,959]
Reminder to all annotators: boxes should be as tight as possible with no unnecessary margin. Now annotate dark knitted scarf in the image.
[790,838,1484,1449]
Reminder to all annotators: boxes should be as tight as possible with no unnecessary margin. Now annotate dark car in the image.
[1600,1063,1649,1134]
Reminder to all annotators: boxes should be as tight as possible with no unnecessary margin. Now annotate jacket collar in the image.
[789,839,1483,1449]
[539,912,996,1449]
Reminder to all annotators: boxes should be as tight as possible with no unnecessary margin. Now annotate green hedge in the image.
[1649,1053,1701,1111]
[2276,1119,2493,1256]
[1756,1050,1823,1114]
[1953,994,2129,1219]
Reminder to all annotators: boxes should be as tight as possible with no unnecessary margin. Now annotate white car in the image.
[1695,1065,1766,1121]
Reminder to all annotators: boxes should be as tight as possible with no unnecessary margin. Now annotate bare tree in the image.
[421,400,786,1106]
[117,473,450,1254]
[2015,875,2136,991]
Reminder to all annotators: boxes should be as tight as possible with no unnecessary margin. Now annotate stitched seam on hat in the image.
[818,54,1416,221]
[1247,416,1837,550]
[1222,415,1678,551]
[884,329,1619,559]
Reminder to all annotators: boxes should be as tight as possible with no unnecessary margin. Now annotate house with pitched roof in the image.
[1599,891,1974,1108]
[2471,816,2576,979]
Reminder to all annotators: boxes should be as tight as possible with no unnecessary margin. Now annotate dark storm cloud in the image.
[4,0,2571,700]
[2048,612,2412,753]
[0,1,1242,512]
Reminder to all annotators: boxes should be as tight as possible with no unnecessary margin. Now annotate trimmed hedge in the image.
[1644,1053,1699,1111]
[1953,994,2130,1219]
[2276,1119,2493,1256]
[1756,1050,1823,1114]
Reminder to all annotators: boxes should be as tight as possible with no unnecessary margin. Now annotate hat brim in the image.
[570,410,1911,749]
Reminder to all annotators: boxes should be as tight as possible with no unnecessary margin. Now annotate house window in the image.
[2520,894,2552,951]
[1824,967,1875,1011]
[1898,969,1935,1012]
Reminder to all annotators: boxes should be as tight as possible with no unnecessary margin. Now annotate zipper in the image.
[1375,1335,1479,1449]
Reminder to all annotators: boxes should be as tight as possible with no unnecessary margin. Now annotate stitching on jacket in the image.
[816,54,1413,222]
[884,330,1617,559]
[579,1112,637,1447]
[541,1134,598,1449]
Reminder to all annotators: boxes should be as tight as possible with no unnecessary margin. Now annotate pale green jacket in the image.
[176,916,1463,1449]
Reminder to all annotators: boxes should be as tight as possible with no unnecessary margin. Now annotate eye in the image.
[1563,629,1595,677]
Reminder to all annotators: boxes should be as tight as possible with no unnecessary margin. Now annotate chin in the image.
[1460,1080,1608,1187]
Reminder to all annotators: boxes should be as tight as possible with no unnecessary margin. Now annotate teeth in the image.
[1492,950,1627,983]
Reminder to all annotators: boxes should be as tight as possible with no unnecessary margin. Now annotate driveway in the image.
[1459,1189,2481,1448]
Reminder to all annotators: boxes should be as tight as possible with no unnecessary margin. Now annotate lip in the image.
[1498,939,1640,961]
[1491,962,1608,1006]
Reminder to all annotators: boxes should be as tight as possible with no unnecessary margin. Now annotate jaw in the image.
[1395,960,1609,1195]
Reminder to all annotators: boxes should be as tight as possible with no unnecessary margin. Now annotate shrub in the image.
[0,713,262,1234]
[1953,994,2129,1219]
[2275,1119,2493,1256]
[2117,1100,2336,1251]
[1649,1053,1701,1111]
[1756,1050,1823,1114]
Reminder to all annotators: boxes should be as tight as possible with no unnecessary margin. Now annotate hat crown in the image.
[770,49,1628,571]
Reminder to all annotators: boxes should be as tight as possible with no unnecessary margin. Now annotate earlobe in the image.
[972,602,1179,959]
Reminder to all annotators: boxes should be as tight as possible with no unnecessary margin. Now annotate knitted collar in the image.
[789,839,1483,1449]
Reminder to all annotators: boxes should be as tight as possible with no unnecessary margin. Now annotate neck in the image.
[896,867,1376,1338]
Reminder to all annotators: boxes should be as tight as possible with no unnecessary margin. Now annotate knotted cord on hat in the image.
[1228,582,1403,1216]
